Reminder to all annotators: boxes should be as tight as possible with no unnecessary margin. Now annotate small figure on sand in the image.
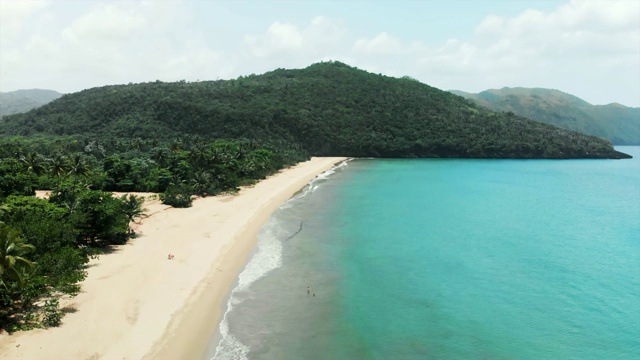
[307,286,310,295]
[167,254,175,260]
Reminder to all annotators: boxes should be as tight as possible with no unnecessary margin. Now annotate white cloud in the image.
[474,0,639,57]
[353,32,402,54]
[236,16,350,77]
[0,0,232,92]
[344,0,639,106]
[353,32,429,58]
[61,3,147,44]
[0,0,638,106]
[243,16,345,60]
[0,0,49,45]
[553,0,639,30]
[244,21,304,57]
[0,0,49,26]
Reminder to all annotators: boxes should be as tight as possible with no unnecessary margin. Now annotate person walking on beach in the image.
[307,286,310,295]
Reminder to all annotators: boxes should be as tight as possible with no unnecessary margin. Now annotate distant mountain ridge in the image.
[0,62,630,159]
[0,89,63,118]
[449,87,640,145]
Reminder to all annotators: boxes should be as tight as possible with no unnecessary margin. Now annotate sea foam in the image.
[282,159,350,208]
[212,217,284,360]
[212,160,349,359]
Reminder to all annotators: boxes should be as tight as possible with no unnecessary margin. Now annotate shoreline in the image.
[0,157,347,360]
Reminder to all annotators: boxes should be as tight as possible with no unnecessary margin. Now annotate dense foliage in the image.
[0,135,306,332]
[0,62,630,159]
[450,87,640,145]
[0,61,634,332]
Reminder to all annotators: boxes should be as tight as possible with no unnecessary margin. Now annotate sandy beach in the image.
[0,157,347,360]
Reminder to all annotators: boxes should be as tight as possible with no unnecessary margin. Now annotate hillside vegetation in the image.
[0,89,63,119]
[0,62,630,159]
[0,136,307,331]
[450,88,640,145]
[0,63,633,331]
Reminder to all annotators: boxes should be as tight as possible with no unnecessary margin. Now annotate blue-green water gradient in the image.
[211,147,640,360]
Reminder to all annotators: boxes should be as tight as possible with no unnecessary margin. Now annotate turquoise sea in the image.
[208,146,640,360]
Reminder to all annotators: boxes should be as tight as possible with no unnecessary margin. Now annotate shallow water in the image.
[209,146,640,360]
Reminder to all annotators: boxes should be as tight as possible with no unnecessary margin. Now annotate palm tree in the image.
[210,145,236,166]
[48,153,69,181]
[130,137,143,151]
[152,147,169,168]
[168,173,186,187]
[191,171,213,196]
[238,158,257,178]
[234,141,248,161]
[67,154,91,183]
[188,144,208,167]
[119,194,147,224]
[50,186,81,214]
[170,138,183,153]
[20,151,46,176]
[0,225,36,289]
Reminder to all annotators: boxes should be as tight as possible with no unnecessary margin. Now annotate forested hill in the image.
[0,62,630,159]
[0,89,63,118]
[450,88,640,145]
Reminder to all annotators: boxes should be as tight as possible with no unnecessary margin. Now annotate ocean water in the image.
[208,146,640,360]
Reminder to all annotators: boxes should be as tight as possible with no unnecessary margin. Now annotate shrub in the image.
[42,298,62,327]
[159,185,192,208]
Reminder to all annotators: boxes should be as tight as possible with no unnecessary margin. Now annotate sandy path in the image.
[0,157,347,360]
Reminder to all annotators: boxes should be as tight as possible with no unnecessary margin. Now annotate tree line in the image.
[0,61,630,159]
[0,135,307,331]
[0,60,633,331]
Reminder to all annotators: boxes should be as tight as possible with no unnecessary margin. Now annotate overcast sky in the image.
[1,0,639,107]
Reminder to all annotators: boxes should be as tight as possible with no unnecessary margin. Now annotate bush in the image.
[42,298,62,327]
[159,184,193,208]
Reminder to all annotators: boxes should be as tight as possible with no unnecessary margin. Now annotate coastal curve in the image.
[0,157,347,360]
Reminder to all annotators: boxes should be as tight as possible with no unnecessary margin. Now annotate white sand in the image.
[0,157,347,360]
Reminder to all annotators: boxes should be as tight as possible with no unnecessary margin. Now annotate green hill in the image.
[0,89,63,118]
[0,62,630,159]
[449,87,640,145]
